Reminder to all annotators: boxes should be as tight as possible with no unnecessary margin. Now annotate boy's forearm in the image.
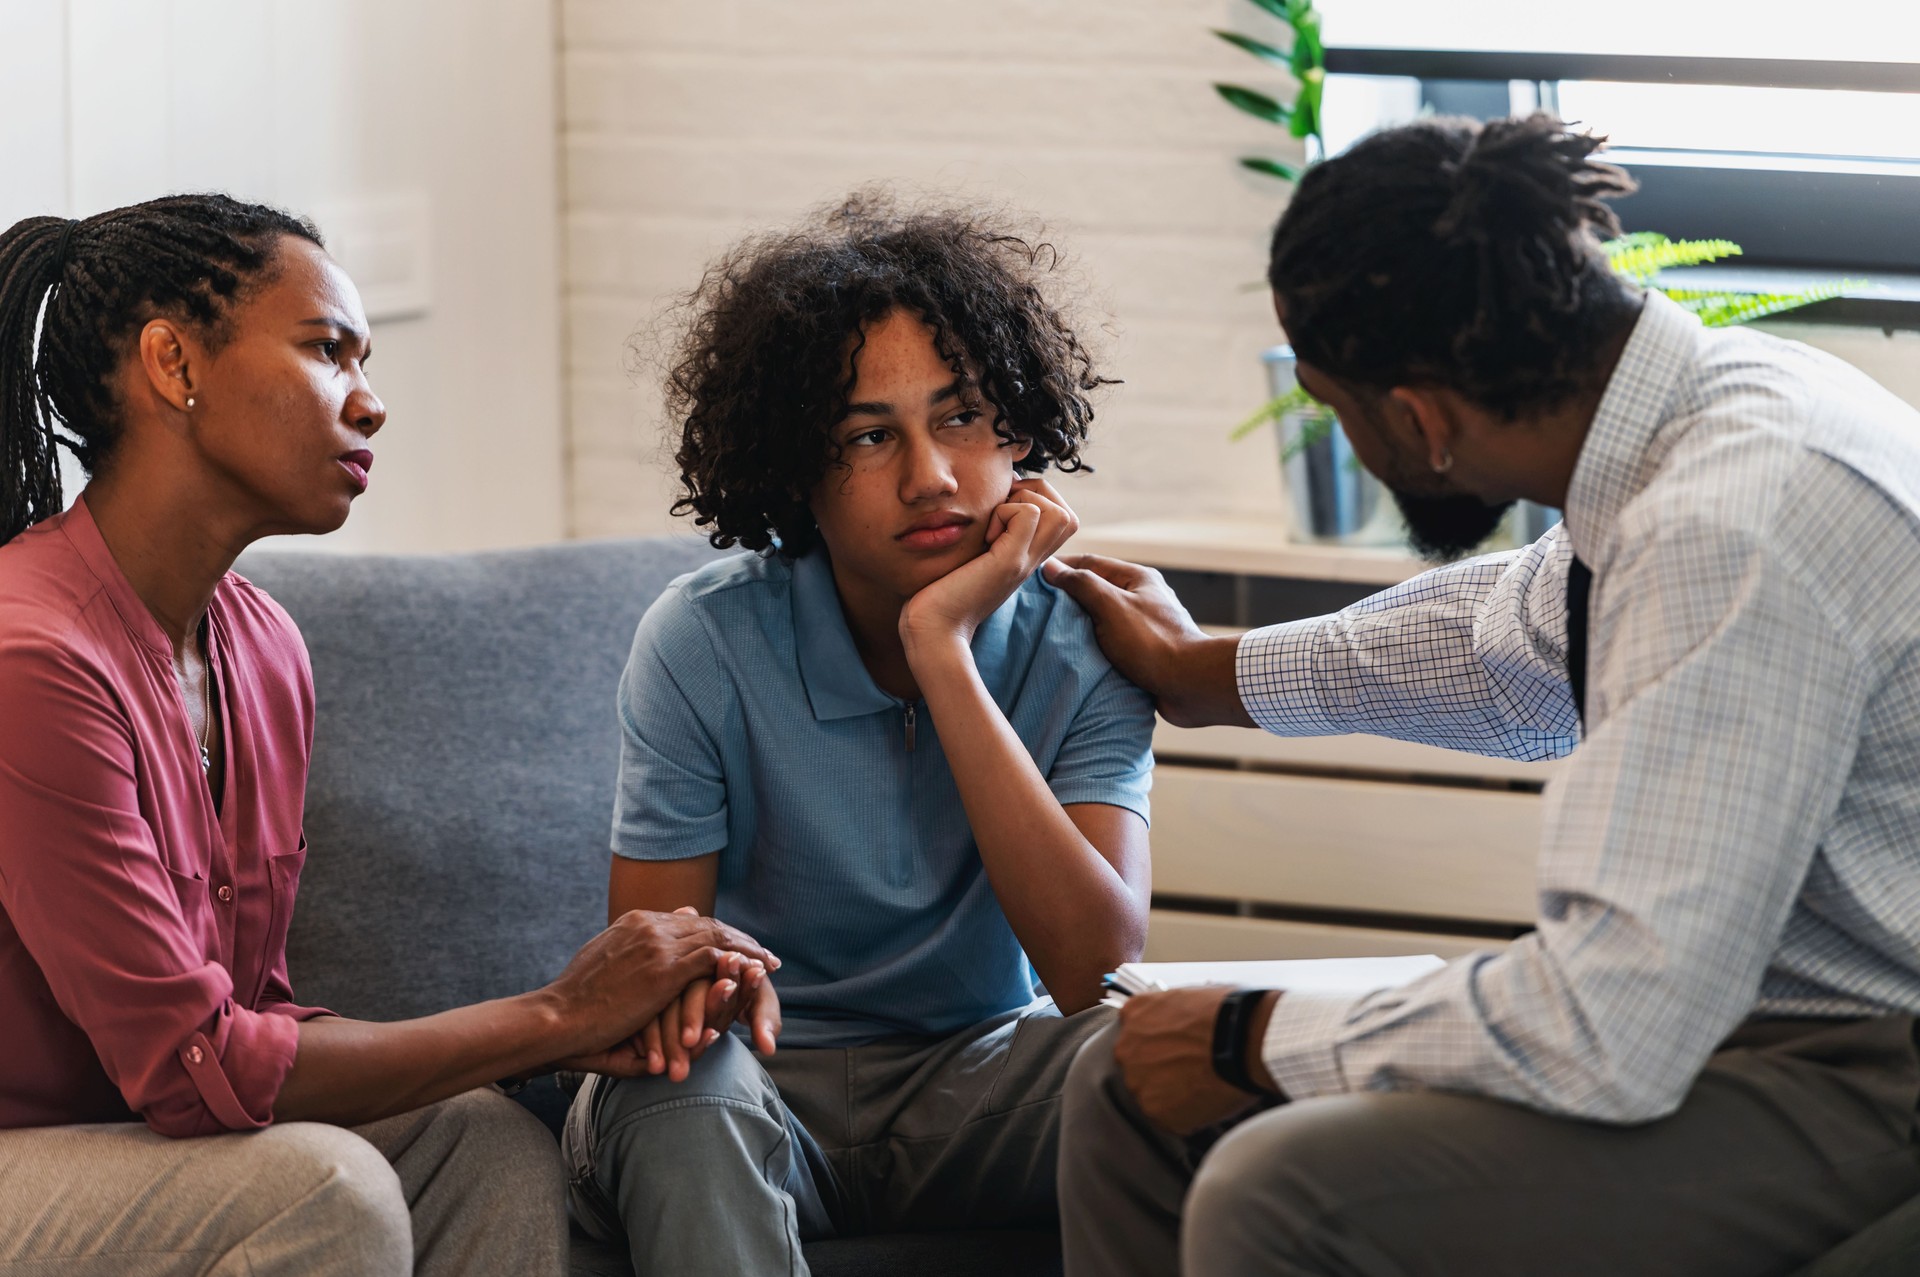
[908,639,1148,1011]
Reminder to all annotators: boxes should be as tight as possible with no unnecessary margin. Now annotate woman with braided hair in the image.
[0,195,777,1275]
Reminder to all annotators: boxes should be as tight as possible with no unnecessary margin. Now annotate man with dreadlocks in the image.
[1048,113,1920,1275]
[0,195,776,1276]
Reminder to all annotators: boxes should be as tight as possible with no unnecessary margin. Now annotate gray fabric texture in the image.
[235,537,723,1022]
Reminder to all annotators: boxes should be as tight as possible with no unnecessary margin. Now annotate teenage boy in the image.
[562,196,1155,1275]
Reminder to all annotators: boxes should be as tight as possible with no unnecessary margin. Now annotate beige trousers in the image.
[0,1087,566,1277]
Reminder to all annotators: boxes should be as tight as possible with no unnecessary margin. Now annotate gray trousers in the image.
[0,1087,566,1276]
[564,1000,1112,1276]
[1060,1016,1920,1277]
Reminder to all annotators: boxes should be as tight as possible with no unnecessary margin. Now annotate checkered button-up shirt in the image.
[1244,292,1920,1121]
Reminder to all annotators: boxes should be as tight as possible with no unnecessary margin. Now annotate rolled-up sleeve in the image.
[0,645,301,1137]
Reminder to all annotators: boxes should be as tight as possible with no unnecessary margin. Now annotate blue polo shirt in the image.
[611,548,1154,1047]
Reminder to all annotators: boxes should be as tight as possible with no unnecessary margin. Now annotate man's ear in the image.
[1009,436,1033,464]
[1385,386,1455,474]
[137,318,197,415]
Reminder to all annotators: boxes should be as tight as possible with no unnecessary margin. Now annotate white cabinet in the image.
[1151,765,1541,926]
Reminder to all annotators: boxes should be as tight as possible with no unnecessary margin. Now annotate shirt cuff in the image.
[1259,988,1361,1100]
[185,1003,303,1133]
[1236,622,1340,737]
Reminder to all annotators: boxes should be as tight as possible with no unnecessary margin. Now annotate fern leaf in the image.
[1230,385,1318,441]
[1606,236,1742,283]
[1686,280,1857,328]
[1602,231,1668,258]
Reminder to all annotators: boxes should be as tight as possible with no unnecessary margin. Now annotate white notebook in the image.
[1101,954,1446,1008]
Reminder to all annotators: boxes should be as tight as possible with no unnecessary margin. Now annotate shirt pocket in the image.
[263,836,309,971]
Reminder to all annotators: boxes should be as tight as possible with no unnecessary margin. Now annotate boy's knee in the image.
[591,1033,778,1142]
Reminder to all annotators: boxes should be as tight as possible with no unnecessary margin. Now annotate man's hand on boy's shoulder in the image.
[1043,555,1256,730]
[900,477,1079,656]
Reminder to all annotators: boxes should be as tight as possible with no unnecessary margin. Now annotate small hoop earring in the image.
[1432,449,1453,474]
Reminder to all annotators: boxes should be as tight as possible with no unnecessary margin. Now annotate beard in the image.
[1391,488,1515,563]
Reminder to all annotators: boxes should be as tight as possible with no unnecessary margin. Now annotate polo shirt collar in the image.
[1562,290,1702,564]
[789,546,1021,722]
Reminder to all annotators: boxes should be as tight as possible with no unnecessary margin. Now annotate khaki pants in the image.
[1060,1016,1920,1277]
[0,1088,566,1277]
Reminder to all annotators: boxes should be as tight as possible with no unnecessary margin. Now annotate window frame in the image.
[1326,47,1920,326]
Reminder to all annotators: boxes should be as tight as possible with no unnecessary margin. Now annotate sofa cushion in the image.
[236,536,723,1020]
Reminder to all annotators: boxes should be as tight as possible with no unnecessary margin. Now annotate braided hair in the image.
[0,193,322,545]
[1268,113,1642,420]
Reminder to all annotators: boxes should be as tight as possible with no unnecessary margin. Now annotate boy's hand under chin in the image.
[899,477,1079,656]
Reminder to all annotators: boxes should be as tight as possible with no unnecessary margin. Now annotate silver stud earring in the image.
[1432,448,1454,474]
[185,397,196,410]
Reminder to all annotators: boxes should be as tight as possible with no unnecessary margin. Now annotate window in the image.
[1311,0,1920,320]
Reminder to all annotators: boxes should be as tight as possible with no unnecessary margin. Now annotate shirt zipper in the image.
[902,702,917,752]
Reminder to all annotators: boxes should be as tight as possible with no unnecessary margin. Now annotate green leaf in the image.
[1241,0,1295,23]
[1214,83,1292,127]
[1676,279,1859,327]
[1604,235,1742,283]
[1240,155,1303,182]
[1230,386,1319,441]
[1289,77,1321,138]
[1213,29,1294,72]
[1279,408,1339,461]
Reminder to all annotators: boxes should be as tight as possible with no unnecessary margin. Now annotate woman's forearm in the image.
[910,640,1149,1012]
[276,992,567,1126]
[274,906,772,1126]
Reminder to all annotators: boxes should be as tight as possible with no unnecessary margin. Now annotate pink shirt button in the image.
[186,1045,204,1065]
[216,884,233,903]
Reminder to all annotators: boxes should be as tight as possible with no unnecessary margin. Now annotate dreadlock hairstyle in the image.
[1268,113,1642,420]
[0,193,322,546]
[665,191,1111,558]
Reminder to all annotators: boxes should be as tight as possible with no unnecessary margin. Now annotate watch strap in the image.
[1211,987,1271,1095]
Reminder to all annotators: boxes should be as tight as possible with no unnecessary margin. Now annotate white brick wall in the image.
[560,0,1307,539]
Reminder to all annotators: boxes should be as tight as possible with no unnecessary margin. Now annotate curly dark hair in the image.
[662,192,1112,558]
[1268,113,1642,420]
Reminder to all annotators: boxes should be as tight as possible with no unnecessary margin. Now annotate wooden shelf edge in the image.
[1070,517,1425,586]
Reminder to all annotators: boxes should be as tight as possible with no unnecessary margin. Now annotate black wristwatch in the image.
[1211,988,1272,1095]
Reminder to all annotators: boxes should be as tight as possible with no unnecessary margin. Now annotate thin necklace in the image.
[196,631,213,774]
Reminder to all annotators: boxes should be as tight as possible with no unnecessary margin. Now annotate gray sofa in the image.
[237,537,1063,1277]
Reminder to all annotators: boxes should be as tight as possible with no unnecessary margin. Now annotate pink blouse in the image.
[0,498,328,1136]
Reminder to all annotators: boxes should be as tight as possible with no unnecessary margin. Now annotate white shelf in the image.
[1155,721,1560,785]
[1069,516,1425,586]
